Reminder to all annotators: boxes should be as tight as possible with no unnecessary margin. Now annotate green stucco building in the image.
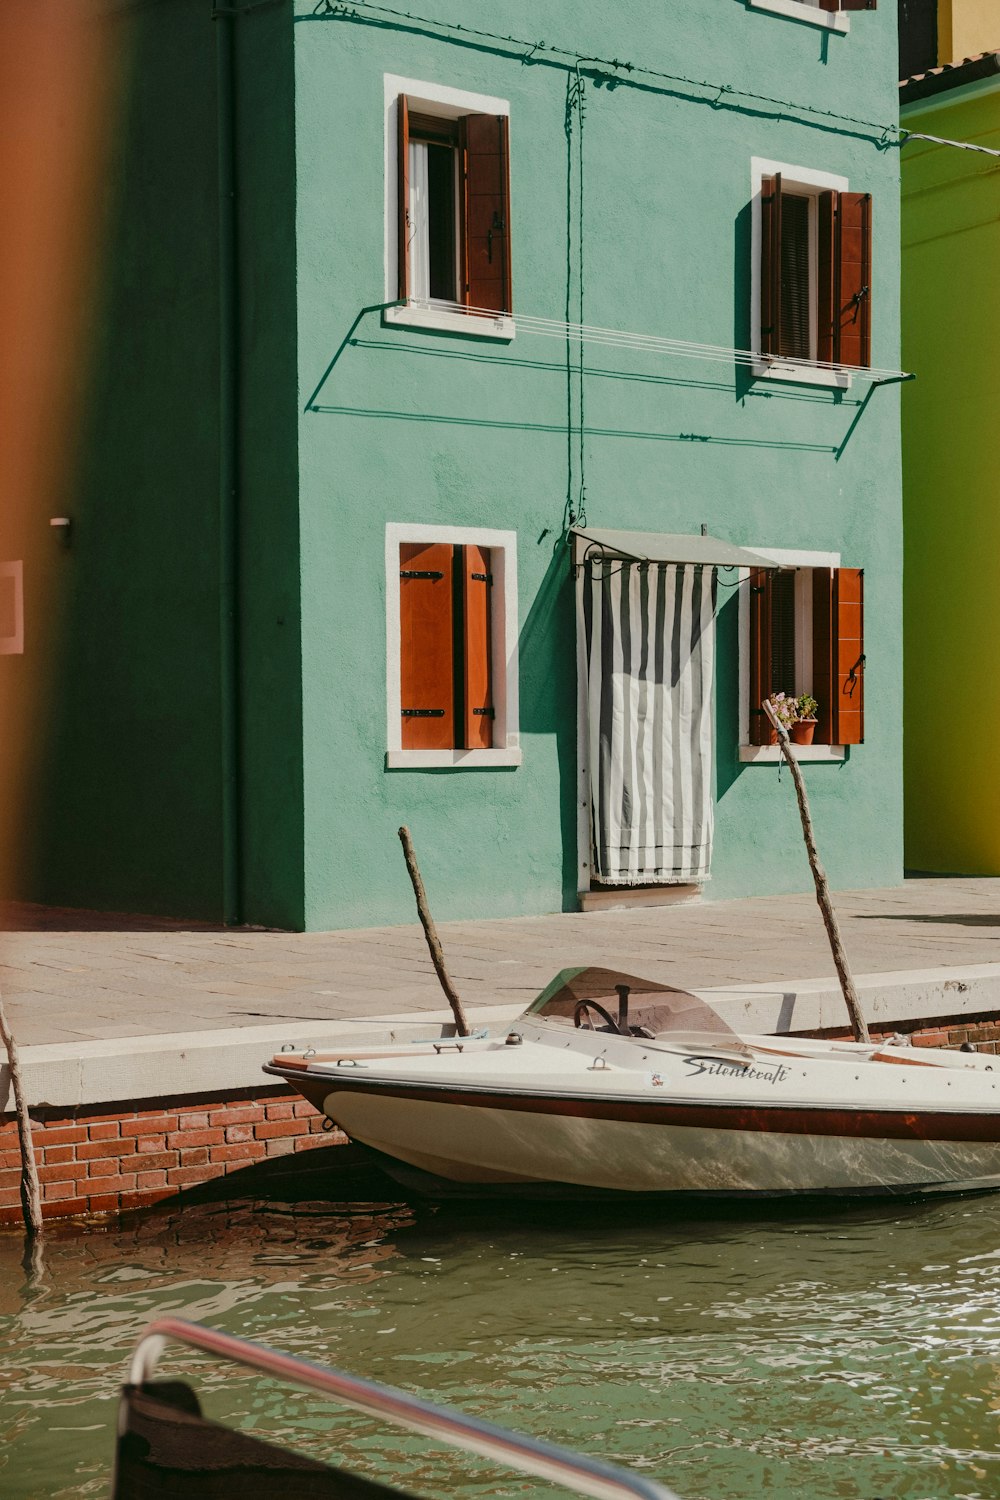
[24,0,905,930]
[901,46,1000,874]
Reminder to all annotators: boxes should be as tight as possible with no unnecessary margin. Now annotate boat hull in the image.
[272,1070,1000,1199]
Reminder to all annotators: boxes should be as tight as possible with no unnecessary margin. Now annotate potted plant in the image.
[791,695,818,745]
[763,692,798,744]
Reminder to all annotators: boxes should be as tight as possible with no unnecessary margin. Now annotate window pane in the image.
[779,192,811,361]
[407,140,430,299]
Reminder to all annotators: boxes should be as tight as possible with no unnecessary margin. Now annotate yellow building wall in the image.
[902,86,1000,871]
[938,0,999,65]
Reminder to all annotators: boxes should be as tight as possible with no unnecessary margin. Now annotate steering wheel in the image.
[573,999,623,1035]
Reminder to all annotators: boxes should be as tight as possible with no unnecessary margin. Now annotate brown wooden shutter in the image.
[818,0,839,10]
[460,113,511,314]
[748,568,774,744]
[397,95,410,300]
[811,567,834,745]
[460,545,493,749]
[760,174,782,358]
[832,567,864,745]
[835,192,872,369]
[399,541,455,749]
[839,0,877,11]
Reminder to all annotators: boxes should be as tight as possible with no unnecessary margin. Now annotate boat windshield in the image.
[521,967,739,1039]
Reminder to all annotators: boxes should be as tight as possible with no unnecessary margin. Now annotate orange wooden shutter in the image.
[748,568,774,744]
[832,567,864,745]
[397,95,410,300]
[460,545,493,749]
[811,567,834,745]
[460,113,511,314]
[835,192,872,369]
[399,542,455,749]
[760,174,782,358]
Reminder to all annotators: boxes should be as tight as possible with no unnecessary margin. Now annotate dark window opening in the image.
[779,192,811,361]
[425,141,456,301]
[898,0,938,80]
[769,568,797,697]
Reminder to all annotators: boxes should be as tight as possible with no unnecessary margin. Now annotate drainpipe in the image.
[215,3,242,925]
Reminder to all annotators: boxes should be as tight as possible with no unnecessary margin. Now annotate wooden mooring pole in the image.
[398,825,471,1038]
[762,700,871,1045]
[0,983,44,1237]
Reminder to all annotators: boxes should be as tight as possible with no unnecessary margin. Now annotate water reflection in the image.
[2,1179,1000,1500]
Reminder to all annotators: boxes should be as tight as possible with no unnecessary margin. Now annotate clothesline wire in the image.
[406,300,913,384]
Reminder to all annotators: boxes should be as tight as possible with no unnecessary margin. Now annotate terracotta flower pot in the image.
[791,719,817,745]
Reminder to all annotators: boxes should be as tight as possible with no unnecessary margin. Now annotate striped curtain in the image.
[581,560,716,885]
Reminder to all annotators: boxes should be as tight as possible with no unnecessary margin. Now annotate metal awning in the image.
[570,527,780,570]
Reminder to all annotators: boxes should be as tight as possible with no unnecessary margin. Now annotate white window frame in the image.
[384,75,515,342]
[1,561,24,656]
[737,546,846,762]
[750,157,852,390]
[746,0,850,34]
[385,522,521,769]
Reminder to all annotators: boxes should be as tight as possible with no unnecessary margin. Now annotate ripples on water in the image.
[2,1168,1000,1500]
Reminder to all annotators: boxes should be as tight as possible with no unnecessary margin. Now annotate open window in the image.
[385,524,520,768]
[394,92,511,318]
[747,565,865,748]
[753,161,872,383]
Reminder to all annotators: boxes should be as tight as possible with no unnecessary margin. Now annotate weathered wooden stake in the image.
[398,825,471,1037]
[0,983,44,1237]
[763,700,871,1045]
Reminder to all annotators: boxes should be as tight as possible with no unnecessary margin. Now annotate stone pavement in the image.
[3,877,1000,1048]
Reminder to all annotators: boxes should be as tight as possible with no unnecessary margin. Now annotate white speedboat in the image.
[265,967,1000,1199]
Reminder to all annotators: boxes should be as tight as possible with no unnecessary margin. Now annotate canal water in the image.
[2,1163,1000,1500]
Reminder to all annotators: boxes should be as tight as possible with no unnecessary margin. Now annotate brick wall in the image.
[795,1011,1000,1052]
[0,1087,345,1226]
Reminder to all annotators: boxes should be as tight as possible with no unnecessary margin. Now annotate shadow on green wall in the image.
[518,539,579,909]
[714,582,743,804]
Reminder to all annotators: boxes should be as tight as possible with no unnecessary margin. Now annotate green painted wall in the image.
[293,0,904,928]
[28,0,905,930]
[902,84,1000,873]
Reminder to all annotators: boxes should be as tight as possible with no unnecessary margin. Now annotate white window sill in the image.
[386,747,523,770]
[384,303,515,341]
[753,359,851,391]
[746,0,849,33]
[739,744,846,763]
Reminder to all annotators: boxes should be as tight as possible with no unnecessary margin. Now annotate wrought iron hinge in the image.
[400,570,443,581]
[401,709,445,717]
[487,211,504,264]
[470,572,493,584]
[473,707,495,718]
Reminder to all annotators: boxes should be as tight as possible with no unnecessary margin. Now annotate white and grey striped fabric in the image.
[582,559,716,885]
